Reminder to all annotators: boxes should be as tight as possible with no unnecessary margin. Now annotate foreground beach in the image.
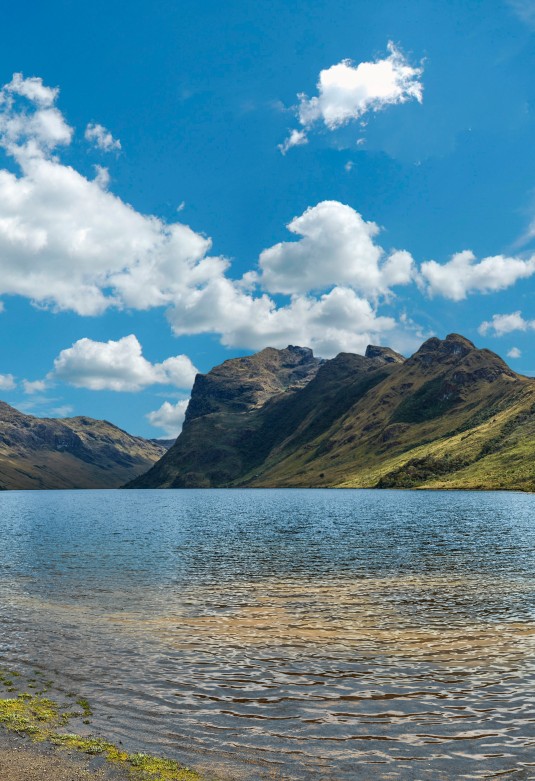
[0,673,209,781]
[0,727,130,781]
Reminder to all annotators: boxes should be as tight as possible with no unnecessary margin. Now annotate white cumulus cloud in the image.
[147,399,189,437]
[258,200,415,297]
[53,335,198,392]
[479,311,535,336]
[507,347,522,358]
[420,250,535,301]
[0,155,216,315]
[166,281,420,358]
[280,42,423,152]
[85,123,121,152]
[3,72,58,107]
[0,72,225,316]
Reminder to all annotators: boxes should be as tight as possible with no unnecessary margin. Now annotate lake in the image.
[0,489,534,780]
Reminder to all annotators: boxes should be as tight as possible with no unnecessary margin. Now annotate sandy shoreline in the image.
[0,728,131,781]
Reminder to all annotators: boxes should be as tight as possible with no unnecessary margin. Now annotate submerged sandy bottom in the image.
[0,489,534,779]
[4,573,535,780]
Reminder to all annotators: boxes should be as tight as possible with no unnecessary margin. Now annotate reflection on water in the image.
[0,489,534,779]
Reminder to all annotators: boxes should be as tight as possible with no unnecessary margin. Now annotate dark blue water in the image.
[0,489,534,780]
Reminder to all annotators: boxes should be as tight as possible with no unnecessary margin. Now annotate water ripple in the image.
[0,488,534,780]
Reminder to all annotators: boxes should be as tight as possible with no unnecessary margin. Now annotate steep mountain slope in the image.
[128,334,535,491]
[248,334,534,490]
[128,344,326,488]
[0,403,171,489]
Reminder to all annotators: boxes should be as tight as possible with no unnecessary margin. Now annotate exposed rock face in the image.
[407,333,478,368]
[127,335,535,492]
[364,345,405,364]
[185,345,323,422]
[0,404,170,489]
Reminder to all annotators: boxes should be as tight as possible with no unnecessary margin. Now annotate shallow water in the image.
[0,488,534,780]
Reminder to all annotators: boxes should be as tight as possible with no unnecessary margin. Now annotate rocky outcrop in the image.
[364,345,405,364]
[185,345,323,422]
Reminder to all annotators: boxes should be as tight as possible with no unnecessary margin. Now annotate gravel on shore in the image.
[0,727,131,781]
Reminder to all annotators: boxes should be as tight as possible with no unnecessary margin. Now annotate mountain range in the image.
[127,334,535,492]
[0,403,171,489]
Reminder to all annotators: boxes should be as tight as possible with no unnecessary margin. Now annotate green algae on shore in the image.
[0,671,203,781]
[52,734,201,781]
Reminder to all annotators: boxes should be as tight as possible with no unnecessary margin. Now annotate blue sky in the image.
[1,0,535,437]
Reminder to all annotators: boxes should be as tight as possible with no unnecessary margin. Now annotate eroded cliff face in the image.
[127,334,535,492]
[184,345,324,422]
[0,403,171,489]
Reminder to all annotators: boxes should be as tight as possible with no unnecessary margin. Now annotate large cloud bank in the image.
[0,69,534,412]
[0,72,425,359]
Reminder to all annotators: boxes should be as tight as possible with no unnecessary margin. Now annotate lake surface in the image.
[0,489,534,780]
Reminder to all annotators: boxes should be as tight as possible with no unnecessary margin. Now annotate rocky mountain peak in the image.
[403,333,516,399]
[444,333,476,352]
[285,345,315,360]
[184,345,323,423]
[408,333,476,368]
[365,345,405,364]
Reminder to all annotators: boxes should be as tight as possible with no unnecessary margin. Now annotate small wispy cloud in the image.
[508,0,535,27]
[12,395,58,414]
[49,404,74,417]
[0,373,16,391]
[94,164,110,189]
[23,378,48,394]
[85,122,121,152]
[278,129,308,155]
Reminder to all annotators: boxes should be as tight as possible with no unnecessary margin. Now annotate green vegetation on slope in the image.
[339,391,535,492]
[127,334,535,492]
[391,376,461,424]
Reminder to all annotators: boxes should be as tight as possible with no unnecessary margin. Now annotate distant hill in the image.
[127,335,535,492]
[0,403,172,489]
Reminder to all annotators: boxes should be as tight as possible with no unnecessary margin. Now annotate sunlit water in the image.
[0,489,534,780]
